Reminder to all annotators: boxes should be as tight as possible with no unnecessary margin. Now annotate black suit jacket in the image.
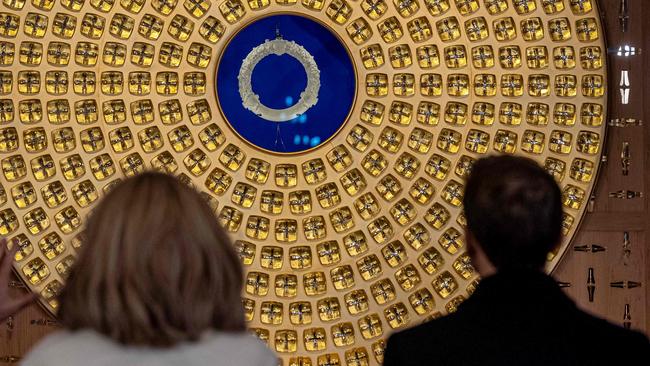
[384,270,650,366]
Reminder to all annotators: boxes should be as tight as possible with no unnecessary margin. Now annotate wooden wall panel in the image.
[0,276,58,363]
[555,231,646,333]
[643,0,650,335]
[553,0,649,337]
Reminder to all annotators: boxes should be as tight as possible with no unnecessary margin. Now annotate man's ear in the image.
[548,234,563,258]
[464,228,477,257]
[464,228,497,277]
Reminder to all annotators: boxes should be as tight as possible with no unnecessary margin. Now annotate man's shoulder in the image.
[389,313,462,344]
[555,308,650,362]
[384,314,473,366]
[576,312,650,346]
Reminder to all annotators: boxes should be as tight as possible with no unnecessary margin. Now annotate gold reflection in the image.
[0,2,607,364]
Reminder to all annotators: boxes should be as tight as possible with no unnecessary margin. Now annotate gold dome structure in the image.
[0,0,607,364]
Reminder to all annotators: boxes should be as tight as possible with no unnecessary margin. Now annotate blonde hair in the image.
[59,172,245,346]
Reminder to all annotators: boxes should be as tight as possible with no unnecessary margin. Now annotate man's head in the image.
[463,155,563,272]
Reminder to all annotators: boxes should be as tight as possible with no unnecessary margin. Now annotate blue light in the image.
[216,14,356,153]
[310,136,321,146]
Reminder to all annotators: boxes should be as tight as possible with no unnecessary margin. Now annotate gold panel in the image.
[0,0,607,364]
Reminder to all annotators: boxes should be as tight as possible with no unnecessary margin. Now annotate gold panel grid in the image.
[0,0,606,365]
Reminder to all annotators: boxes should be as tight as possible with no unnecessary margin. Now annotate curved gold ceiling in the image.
[0,0,606,365]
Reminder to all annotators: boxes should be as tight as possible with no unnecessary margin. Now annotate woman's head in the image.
[59,172,245,346]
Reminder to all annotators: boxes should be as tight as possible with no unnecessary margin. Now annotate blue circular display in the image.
[216,14,356,153]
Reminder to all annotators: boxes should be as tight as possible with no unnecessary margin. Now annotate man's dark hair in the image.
[463,155,563,270]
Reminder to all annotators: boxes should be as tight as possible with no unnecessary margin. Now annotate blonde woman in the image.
[21,173,277,366]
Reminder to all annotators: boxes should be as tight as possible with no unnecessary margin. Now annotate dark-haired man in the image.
[384,155,649,366]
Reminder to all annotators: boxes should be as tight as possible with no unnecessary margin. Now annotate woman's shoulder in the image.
[21,330,118,366]
[21,330,278,366]
[190,332,278,365]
